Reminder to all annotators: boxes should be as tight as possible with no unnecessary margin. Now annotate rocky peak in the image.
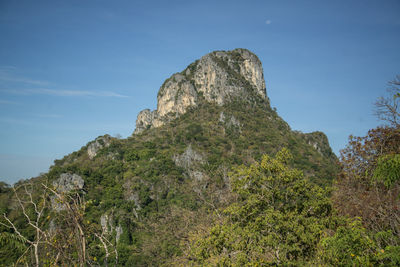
[134,48,268,134]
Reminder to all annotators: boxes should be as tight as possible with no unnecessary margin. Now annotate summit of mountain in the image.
[134,48,268,133]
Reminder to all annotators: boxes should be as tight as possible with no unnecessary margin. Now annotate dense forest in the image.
[0,49,399,266]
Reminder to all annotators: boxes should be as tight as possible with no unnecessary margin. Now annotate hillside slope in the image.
[0,49,338,266]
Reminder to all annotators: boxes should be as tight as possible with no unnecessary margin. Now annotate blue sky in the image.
[0,0,399,184]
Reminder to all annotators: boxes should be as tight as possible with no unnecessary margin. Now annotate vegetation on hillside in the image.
[175,148,334,265]
[174,148,399,266]
[1,75,398,266]
[0,94,338,266]
[171,76,400,266]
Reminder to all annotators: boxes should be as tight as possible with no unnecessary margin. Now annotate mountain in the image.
[0,49,338,266]
[135,48,267,133]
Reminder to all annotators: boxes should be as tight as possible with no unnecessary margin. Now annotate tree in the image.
[179,149,333,266]
[333,77,400,262]
[0,180,118,266]
[0,182,50,267]
[375,75,400,127]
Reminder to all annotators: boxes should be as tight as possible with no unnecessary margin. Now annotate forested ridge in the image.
[0,51,399,266]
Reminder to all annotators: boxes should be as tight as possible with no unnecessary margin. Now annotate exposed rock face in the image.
[157,73,198,117]
[135,109,162,134]
[100,213,123,242]
[87,135,112,159]
[122,179,141,209]
[173,145,205,169]
[134,48,268,134]
[53,173,84,193]
[122,179,141,218]
[101,213,113,235]
[219,111,242,133]
[51,173,84,211]
[173,145,206,182]
[115,225,123,243]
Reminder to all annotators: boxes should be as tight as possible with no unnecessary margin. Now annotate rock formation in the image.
[173,145,206,182]
[87,135,112,159]
[52,173,84,193]
[134,48,268,133]
[51,173,84,211]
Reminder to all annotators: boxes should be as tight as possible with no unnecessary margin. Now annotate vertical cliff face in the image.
[192,48,266,104]
[134,48,268,134]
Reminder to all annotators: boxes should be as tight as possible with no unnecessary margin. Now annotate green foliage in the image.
[124,149,139,161]
[331,83,400,266]
[179,147,400,266]
[184,123,205,142]
[0,98,339,266]
[319,219,378,266]
[375,245,400,266]
[373,154,400,187]
[0,231,28,265]
[186,149,333,265]
[0,232,27,250]
[319,220,400,266]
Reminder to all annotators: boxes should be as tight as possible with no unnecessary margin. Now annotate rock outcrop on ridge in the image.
[134,48,268,133]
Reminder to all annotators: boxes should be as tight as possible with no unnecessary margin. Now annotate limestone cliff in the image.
[134,48,268,134]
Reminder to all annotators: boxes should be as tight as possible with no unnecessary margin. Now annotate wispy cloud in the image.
[0,76,50,86]
[0,88,129,98]
[29,88,129,98]
[0,67,129,98]
[0,117,34,126]
[0,68,50,86]
[0,114,62,126]
[265,20,271,25]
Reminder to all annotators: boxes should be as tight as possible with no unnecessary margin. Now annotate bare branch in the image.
[95,233,109,266]
[2,214,31,245]
[374,75,400,127]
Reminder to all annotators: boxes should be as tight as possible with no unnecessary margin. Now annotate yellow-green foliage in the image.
[180,149,400,266]
[0,100,339,266]
[373,154,400,187]
[186,149,333,266]
[319,219,378,266]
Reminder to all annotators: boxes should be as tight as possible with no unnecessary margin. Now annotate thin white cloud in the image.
[30,88,129,98]
[0,115,62,126]
[0,70,50,86]
[265,20,271,25]
[0,68,129,98]
[0,88,129,98]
